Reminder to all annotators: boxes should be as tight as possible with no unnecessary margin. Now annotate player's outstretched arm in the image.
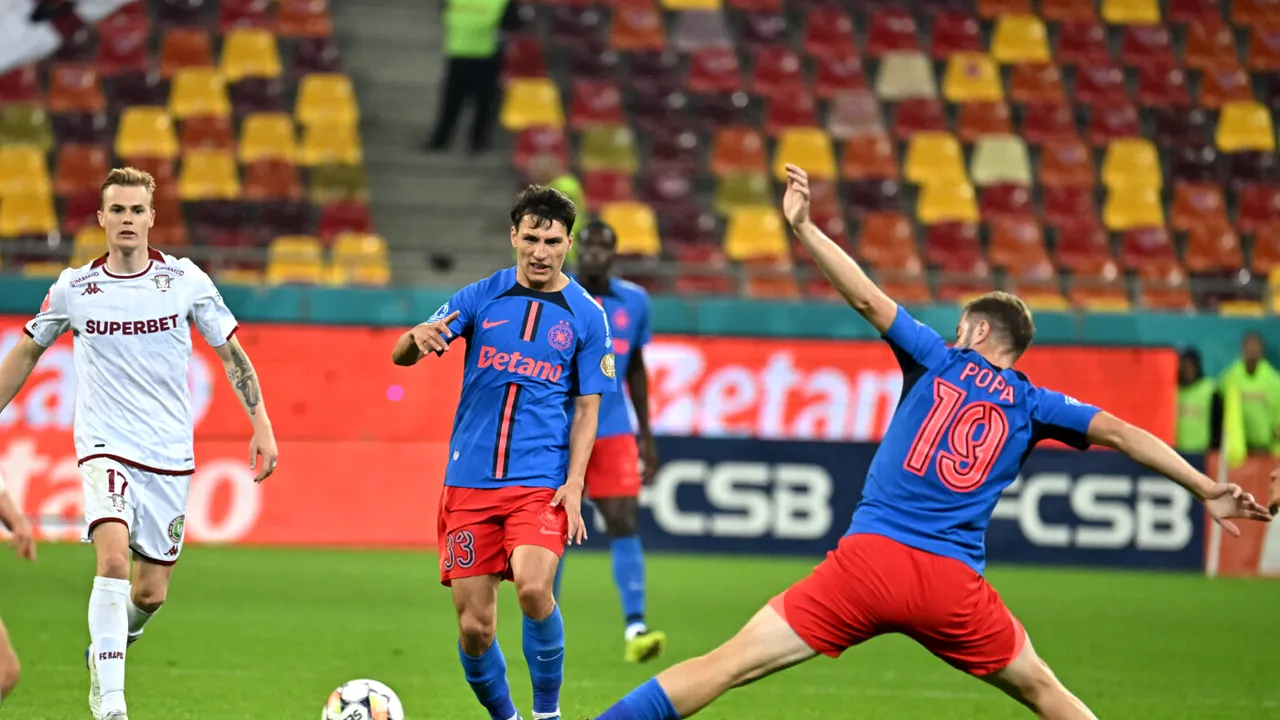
[0,336,46,416]
[782,164,898,334]
[1087,411,1272,534]
[212,337,279,483]
[392,310,461,366]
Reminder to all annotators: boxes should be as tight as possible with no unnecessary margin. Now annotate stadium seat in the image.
[773,128,836,181]
[647,127,702,175]
[300,122,362,166]
[991,15,1050,64]
[979,184,1033,221]
[1101,138,1162,190]
[1043,185,1098,226]
[610,5,667,52]
[295,73,359,128]
[1216,101,1276,152]
[942,53,1003,103]
[1121,25,1176,71]
[1075,65,1129,107]
[1250,29,1280,71]
[569,81,625,129]
[1020,103,1078,144]
[1200,67,1255,108]
[1151,108,1212,150]
[547,8,604,50]
[317,201,373,241]
[929,11,982,59]
[239,113,296,163]
[1165,0,1220,23]
[867,9,920,57]
[827,90,885,139]
[686,49,743,94]
[874,52,937,100]
[764,88,819,134]
[499,79,563,131]
[221,28,282,82]
[160,28,214,78]
[803,6,857,58]
[813,53,867,99]
[277,0,335,37]
[743,257,800,299]
[0,66,42,106]
[258,199,313,237]
[600,202,662,256]
[0,147,52,198]
[578,126,639,173]
[1229,152,1278,185]
[970,135,1031,187]
[584,171,634,206]
[1101,0,1160,24]
[266,235,325,284]
[244,159,302,200]
[568,41,620,83]
[0,105,53,151]
[1103,187,1164,230]
[169,68,231,119]
[71,227,108,267]
[179,115,234,152]
[512,127,568,175]
[1237,183,1280,234]
[904,132,966,185]
[1056,21,1111,66]
[923,221,984,274]
[1252,224,1280,273]
[48,64,104,114]
[96,15,151,75]
[976,0,1033,17]
[956,102,1012,143]
[1054,219,1113,271]
[54,144,108,197]
[1136,67,1191,108]
[988,217,1052,276]
[1169,143,1224,184]
[21,262,65,279]
[221,0,274,33]
[670,242,734,296]
[1171,183,1229,232]
[1041,0,1098,21]
[638,169,695,216]
[724,207,788,260]
[751,46,806,99]
[1009,63,1066,105]
[890,98,948,138]
[711,126,767,176]
[671,10,734,51]
[917,181,979,225]
[1185,22,1239,72]
[740,11,788,49]
[1184,224,1244,273]
[292,37,343,76]
[0,192,57,237]
[115,107,179,159]
[714,173,772,214]
[178,149,241,200]
[1086,104,1141,146]
[1121,228,1179,276]
[121,158,179,201]
[840,133,898,179]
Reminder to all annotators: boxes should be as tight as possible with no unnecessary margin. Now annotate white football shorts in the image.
[80,456,191,564]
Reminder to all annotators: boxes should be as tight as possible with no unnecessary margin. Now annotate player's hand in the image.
[1204,482,1272,536]
[10,518,35,562]
[639,433,659,485]
[411,311,461,357]
[782,164,811,229]
[250,427,279,483]
[551,480,588,546]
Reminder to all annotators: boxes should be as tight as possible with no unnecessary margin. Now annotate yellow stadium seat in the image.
[1216,101,1276,153]
[1101,0,1160,24]
[72,226,108,266]
[578,125,638,173]
[115,107,179,159]
[22,261,65,278]
[178,149,241,200]
[943,53,1003,103]
[991,15,1050,64]
[294,73,359,128]
[970,135,1032,187]
[1101,138,1162,190]
[0,192,57,237]
[168,68,231,119]
[0,105,54,151]
[267,235,325,284]
[715,172,772,215]
[1078,295,1132,312]
[1103,186,1164,230]
[724,206,788,261]
[220,28,282,82]
[326,262,390,287]
[330,233,391,286]
[299,121,362,166]
[0,146,53,198]
[217,268,265,285]
[662,0,720,8]
[917,181,979,225]
[874,51,938,101]
[772,128,837,182]
[238,112,296,163]
[1218,300,1265,317]
[904,132,967,185]
[600,202,662,256]
[500,78,564,130]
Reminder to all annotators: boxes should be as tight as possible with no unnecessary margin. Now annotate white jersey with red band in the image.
[24,248,238,474]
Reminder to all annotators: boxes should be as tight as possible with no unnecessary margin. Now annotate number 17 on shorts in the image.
[80,457,191,564]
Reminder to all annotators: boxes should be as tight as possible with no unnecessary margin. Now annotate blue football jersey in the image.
[848,306,1102,574]
[587,278,652,440]
[436,268,617,490]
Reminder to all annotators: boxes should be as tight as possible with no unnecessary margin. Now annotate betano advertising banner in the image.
[0,317,1176,551]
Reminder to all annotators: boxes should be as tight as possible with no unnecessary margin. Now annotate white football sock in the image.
[89,577,130,713]
[126,597,155,646]
[625,622,648,641]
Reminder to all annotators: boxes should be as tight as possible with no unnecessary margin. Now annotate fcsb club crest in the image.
[538,505,566,534]
[547,320,574,351]
[153,274,172,292]
[168,515,185,544]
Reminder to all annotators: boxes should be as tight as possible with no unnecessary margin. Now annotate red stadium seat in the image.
[610,5,666,52]
[220,0,273,33]
[1039,139,1095,187]
[1199,67,1254,108]
[803,6,857,58]
[1236,183,1280,234]
[277,0,334,38]
[1075,65,1129,107]
[1120,25,1177,70]
[638,169,695,216]
[583,171,635,206]
[1020,103,1078,144]
[317,201,372,241]
[1057,21,1111,66]
[54,144,109,196]
[670,243,736,296]
[0,66,42,105]
[1184,224,1244,273]
[95,15,151,75]
[502,35,548,82]
[1152,108,1213,148]
[741,12,788,48]
[62,189,102,234]
[956,102,1012,142]
[751,45,807,99]
[160,28,214,78]
[929,11,982,58]
[857,211,918,270]
[1008,63,1066,106]
[726,0,782,11]
[179,115,234,150]
[1041,0,1098,21]
[686,49,742,94]
[924,222,982,268]
[891,98,948,139]
[1120,227,1179,273]
[1249,29,1280,70]
[1251,224,1280,273]
[1043,185,1098,226]
[647,127,702,175]
[1234,0,1280,30]
[845,179,902,215]
[243,159,302,200]
[764,88,819,134]
[1054,219,1114,273]
[1086,104,1141,146]
[569,81,625,129]
[157,0,206,28]
[1136,67,1191,108]
[1170,183,1229,232]
[1185,22,1240,71]
[841,133,898,179]
[48,64,105,114]
[979,184,1033,221]
[989,217,1052,277]
[976,0,1032,18]
[512,127,567,175]
[710,126,768,176]
[813,53,867,98]
[866,9,920,57]
[1167,0,1222,24]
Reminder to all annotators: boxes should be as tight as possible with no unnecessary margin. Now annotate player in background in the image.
[0,168,280,720]
[392,186,615,720]
[590,165,1273,720]
[0,470,36,705]
[553,221,666,663]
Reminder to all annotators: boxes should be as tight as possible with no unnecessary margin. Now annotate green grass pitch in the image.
[0,543,1274,719]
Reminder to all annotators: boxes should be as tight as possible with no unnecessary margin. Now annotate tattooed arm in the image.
[213,337,279,482]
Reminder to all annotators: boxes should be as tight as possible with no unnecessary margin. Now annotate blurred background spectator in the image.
[1176,348,1220,455]
[425,0,520,155]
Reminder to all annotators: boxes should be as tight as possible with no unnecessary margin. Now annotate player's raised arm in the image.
[1086,410,1272,535]
[783,164,897,333]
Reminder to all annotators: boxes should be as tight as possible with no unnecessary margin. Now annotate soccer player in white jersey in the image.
[0,469,36,705]
[0,167,280,720]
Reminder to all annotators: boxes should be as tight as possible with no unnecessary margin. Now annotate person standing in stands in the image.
[426,0,520,155]
[1175,348,1219,455]
[1219,332,1280,513]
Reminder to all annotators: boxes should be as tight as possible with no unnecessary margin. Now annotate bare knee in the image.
[516,575,555,619]
[96,551,129,580]
[458,605,496,655]
[132,583,166,613]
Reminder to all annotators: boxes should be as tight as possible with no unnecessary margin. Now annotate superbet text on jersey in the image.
[24,248,238,473]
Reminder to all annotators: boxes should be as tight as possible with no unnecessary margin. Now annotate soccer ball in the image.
[321,679,405,720]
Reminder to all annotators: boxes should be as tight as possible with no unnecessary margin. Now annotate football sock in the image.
[522,604,564,716]
[611,536,646,631]
[126,597,155,646]
[459,640,518,720]
[88,577,130,712]
[553,555,565,602]
[596,678,681,720]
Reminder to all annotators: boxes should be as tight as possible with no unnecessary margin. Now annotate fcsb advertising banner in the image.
[0,316,1176,548]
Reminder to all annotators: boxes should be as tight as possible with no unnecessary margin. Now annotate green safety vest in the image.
[444,0,507,58]
[1219,359,1280,453]
[1175,378,1215,453]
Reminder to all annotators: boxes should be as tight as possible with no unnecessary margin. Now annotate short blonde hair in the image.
[101,167,156,207]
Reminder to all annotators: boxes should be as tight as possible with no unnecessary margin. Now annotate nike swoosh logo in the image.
[536,651,564,662]
[482,319,508,329]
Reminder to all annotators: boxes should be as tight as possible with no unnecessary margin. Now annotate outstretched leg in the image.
[982,635,1098,720]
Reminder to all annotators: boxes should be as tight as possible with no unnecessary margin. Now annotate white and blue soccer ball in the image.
[322,678,405,720]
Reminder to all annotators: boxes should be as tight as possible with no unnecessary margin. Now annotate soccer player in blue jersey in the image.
[591,165,1273,720]
[554,221,666,663]
[392,186,616,720]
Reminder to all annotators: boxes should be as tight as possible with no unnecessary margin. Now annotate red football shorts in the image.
[585,434,642,499]
[770,533,1026,676]
[436,485,567,586]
